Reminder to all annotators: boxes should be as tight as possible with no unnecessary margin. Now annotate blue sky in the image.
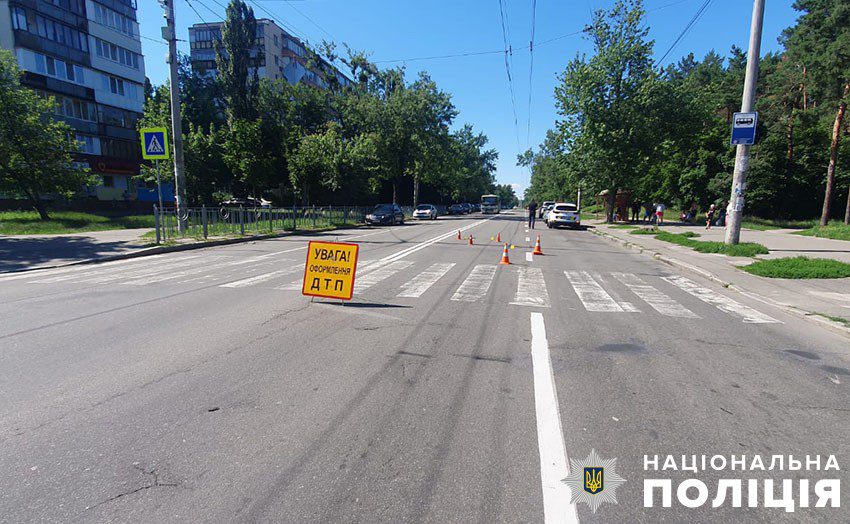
[138,0,800,196]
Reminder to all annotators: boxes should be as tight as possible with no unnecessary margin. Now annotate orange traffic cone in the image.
[497,232,501,242]
[532,235,544,255]
[457,230,461,240]
[499,243,511,264]
[468,235,474,245]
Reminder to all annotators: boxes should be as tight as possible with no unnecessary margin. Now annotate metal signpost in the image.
[141,127,171,243]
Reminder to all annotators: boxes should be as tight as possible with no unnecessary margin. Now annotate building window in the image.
[75,133,98,154]
[93,3,134,37]
[34,15,88,52]
[11,7,27,31]
[34,52,85,85]
[95,38,140,70]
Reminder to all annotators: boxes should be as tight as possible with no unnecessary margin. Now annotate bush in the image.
[741,257,850,279]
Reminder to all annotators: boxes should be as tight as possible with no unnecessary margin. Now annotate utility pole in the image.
[725,0,765,245]
[160,0,188,233]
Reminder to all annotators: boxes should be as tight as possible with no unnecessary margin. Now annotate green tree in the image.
[216,0,259,122]
[554,0,661,222]
[783,0,850,224]
[0,50,91,219]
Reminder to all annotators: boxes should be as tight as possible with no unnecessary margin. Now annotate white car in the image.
[546,203,582,229]
[412,204,438,220]
[541,203,555,222]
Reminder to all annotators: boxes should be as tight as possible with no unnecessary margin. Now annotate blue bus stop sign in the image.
[731,112,757,146]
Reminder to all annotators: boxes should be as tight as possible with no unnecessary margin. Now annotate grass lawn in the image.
[0,211,155,235]
[795,223,850,241]
[628,227,768,257]
[740,257,850,279]
[739,216,817,230]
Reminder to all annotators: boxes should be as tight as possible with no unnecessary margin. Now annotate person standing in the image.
[705,204,716,230]
[631,200,642,222]
[527,200,538,229]
[643,201,653,223]
[655,202,666,224]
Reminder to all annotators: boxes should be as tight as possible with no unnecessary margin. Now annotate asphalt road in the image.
[1,212,848,523]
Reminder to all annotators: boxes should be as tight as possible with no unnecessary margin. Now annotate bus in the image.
[481,194,501,214]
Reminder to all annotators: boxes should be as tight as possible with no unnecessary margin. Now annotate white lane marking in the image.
[37,255,208,284]
[526,252,533,262]
[354,260,413,292]
[662,275,781,324]
[451,265,497,302]
[380,219,490,264]
[122,253,274,285]
[26,255,178,283]
[530,313,579,524]
[0,254,170,282]
[613,273,699,318]
[512,267,550,308]
[591,272,640,312]
[525,236,531,242]
[397,263,456,298]
[220,266,302,288]
[565,271,624,312]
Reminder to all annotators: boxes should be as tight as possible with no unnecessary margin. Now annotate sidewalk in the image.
[0,228,152,273]
[592,221,850,331]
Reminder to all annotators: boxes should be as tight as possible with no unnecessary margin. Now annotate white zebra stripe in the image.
[565,271,624,312]
[511,267,550,308]
[354,260,413,293]
[451,265,497,302]
[662,275,780,324]
[613,273,699,318]
[397,263,455,298]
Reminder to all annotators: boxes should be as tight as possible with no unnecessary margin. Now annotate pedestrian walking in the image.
[706,204,716,229]
[655,202,666,224]
[527,200,538,229]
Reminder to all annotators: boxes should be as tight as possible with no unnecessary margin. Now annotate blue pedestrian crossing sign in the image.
[731,112,757,146]
[140,127,170,160]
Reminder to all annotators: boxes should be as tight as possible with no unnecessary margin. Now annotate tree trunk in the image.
[820,84,849,226]
[413,175,420,207]
[785,112,794,171]
[845,185,850,225]
[606,189,617,223]
[23,189,50,220]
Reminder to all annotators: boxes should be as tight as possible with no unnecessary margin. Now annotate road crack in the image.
[86,464,178,511]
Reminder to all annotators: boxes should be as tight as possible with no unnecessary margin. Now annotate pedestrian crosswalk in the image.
[15,253,782,324]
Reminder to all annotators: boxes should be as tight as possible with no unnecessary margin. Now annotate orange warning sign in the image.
[301,241,359,300]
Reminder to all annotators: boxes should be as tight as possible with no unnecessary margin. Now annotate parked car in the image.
[470,203,481,213]
[413,204,438,220]
[539,201,554,218]
[541,203,555,222]
[220,197,271,208]
[546,203,582,229]
[447,203,466,215]
[365,203,405,225]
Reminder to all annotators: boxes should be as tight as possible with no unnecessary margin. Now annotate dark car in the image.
[470,203,481,213]
[461,203,473,214]
[365,203,405,225]
[447,203,466,215]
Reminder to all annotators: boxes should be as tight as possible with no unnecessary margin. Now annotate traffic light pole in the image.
[725,0,765,245]
[161,0,188,233]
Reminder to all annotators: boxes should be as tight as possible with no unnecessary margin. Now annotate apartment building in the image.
[189,19,351,90]
[0,0,149,203]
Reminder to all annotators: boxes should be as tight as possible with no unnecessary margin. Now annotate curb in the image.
[592,228,850,340]
[0,225,368,275]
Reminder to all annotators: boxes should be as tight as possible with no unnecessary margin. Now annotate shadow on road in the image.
[0,236,142,273]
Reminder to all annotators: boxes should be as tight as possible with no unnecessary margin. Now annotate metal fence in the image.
[153,205,375,243]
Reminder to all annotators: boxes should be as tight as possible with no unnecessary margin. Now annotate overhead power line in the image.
[526,0,537,145]
[657,0,713,64]
[497,0,520,149]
